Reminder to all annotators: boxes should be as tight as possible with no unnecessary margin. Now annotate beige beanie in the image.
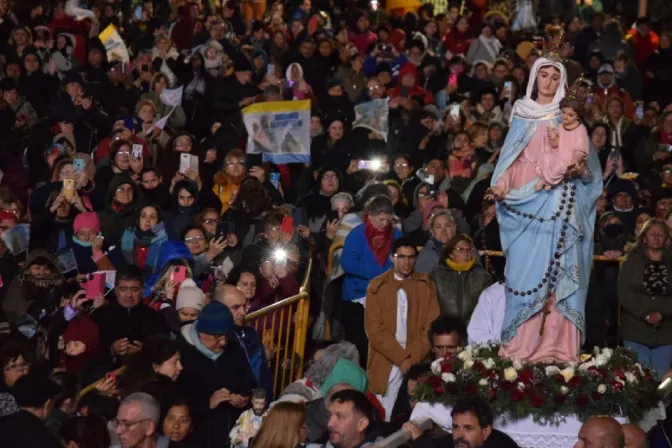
[175,279,206,311]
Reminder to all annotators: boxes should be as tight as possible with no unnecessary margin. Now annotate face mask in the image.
[603,223,623,238]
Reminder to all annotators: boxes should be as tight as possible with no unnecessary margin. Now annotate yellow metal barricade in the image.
[244,257,313,396]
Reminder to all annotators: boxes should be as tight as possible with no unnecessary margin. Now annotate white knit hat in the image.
[175,279,206,311]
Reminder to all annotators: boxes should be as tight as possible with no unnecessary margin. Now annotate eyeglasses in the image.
[113,419,150,432]
[116,186,133,194]
[3,361,29,372]
[367,85,382,91]
[454,246,474,254]
[117,150,130,156]
[394,163,409,168]
[226,160,246,167]
[322,174,338,180]
[202,218,219,225]
[176,140,193,147]
[185,235,206,244]
[394,254,417,261]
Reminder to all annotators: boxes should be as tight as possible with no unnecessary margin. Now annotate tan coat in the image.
[365,270,439,394]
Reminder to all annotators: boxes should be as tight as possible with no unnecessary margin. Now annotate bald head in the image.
[622,424,647,448]
[216,284,247,327]
[575,417,625,448]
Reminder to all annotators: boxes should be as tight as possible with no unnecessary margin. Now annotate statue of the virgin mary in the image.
[488,57,603,363]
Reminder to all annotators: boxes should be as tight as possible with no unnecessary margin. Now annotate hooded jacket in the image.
[143,240,194,299]
[98,174,142,246]
[165,180,200,240]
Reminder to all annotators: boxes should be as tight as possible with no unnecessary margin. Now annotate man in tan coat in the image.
[365,237,440,421]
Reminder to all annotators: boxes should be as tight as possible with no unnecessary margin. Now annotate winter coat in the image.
[341,223,402,301]
[365,270,439,394]
[230,326,274,399]
[430,263,492,320]
[618,246,672,346]
[97,174,142,247]
[177,323,258,448]
[0,410,61,448]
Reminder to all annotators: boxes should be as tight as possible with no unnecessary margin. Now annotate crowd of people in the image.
[0,0,670,447]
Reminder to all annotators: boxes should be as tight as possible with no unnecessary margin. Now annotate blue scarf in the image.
[189,324,223,361]
[73,235,93,247]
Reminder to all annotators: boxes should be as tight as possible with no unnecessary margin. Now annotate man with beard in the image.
[229,388,267,448]
[326,390,377,448]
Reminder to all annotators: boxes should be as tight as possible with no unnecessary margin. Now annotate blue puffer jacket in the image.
[231,326,274,400]
[143,240,194,297]
[341,223,401,301]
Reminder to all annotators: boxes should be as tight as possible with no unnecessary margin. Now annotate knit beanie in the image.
[176,279,206,311]
[73,212,101,234]
[195,301,234,335]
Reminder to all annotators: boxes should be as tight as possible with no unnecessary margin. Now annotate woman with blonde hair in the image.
[251,401,308,448]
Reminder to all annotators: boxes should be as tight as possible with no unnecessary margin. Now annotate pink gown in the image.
[494,122,581,363]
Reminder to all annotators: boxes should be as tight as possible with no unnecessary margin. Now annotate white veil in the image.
[511,57,567,121]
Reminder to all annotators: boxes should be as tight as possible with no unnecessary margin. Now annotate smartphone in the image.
[449,73,458,87]
[62,178,76,199]
[293,207,306,227]
[105,371,117,381]
[267,63,275,75]
[126,324,142,343]
[270,172,280,189]
[171,266,187,284]
[132,144,143,159]
[73,158,85,172]
[504,80,512,91]
[281,216,294,235]
[667,144,672,153]
[216,221,230,239]
[636,104,644,121]
[448,103,461,119]
[80,272,106,299]
[358,160,382,171]
[586,95,593,106]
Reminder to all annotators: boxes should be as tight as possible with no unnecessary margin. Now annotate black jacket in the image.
[177,325,257,448]
[0,410,61,448]
[413,428,519,448]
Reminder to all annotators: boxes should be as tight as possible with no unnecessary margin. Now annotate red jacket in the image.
[387,63,435,105]
[443,29,471,57]
[626,28,660,68]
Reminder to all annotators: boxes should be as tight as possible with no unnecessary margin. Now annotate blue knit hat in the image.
[195,301,234,335]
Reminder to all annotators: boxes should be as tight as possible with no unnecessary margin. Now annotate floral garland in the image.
[414,345,660,425]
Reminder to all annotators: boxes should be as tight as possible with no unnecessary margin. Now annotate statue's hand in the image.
[485,186,505,202]
[566,155,588,179]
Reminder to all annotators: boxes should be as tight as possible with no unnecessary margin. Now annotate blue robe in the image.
[492,114,603,343]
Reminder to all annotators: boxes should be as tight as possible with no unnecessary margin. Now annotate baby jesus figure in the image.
[535,84,589,191]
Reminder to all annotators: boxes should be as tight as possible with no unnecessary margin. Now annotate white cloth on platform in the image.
[376,274,408,421]
[467,282,506,345]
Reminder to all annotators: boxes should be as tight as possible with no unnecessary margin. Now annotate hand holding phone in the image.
[281,216,294,235]
[170,266,187,284]
[62,178,76,199]
[80,273,106,299]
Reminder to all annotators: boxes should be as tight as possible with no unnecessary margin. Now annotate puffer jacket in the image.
[618,246,672,346]
[430,263,492,321]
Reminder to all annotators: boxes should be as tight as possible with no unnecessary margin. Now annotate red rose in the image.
[554,374,566,384]
[513,389,525,402]
[576,394,589,407]
[568,376,583,389]
[501,381,516,391]
[644,374,653,381]
[596,368,608,380]
[614,369,625,380]
[531,394,545,407]
[473,361,486,373]
[611,380,624,392]
[554,394,567,404]
[446,383,459,394]
[488,389,497,401]
[591,391,602,401]
[518,368,534,385]
[441,362,453,373]
[426,376,442,388]
[466,383,478,395]
[434,386,444,396]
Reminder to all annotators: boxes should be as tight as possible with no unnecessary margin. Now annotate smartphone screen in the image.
[293,207,306,227]
[449,73,458,87]
[267,63,275,75]
[636,104,644,121]
[179,153,191,173]
[504,81,512,91]
[449,103,461,119]
[132,144,143,159]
